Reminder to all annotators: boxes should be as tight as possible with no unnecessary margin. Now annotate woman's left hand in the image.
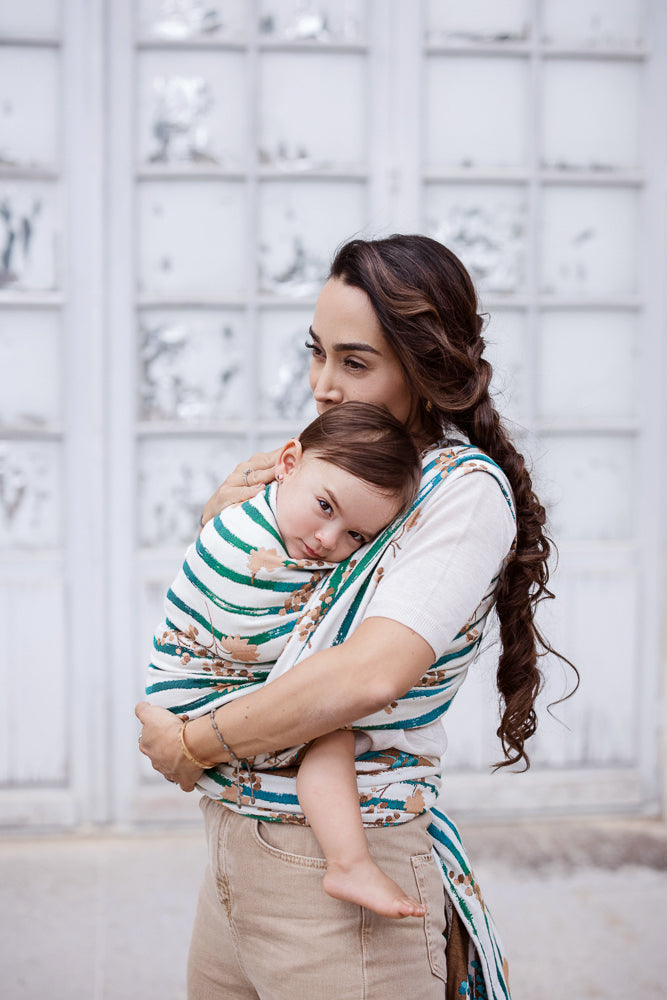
[135,702,204,792]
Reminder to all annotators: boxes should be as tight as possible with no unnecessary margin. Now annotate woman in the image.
[136,235,575,1000]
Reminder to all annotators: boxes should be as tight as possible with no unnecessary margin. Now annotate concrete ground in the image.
[1,816,667,1000]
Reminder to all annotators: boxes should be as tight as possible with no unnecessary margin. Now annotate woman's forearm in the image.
[184,616,434,764]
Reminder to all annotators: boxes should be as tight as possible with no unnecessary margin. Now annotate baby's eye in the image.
[348,530,365,544]
[318,498,332,514]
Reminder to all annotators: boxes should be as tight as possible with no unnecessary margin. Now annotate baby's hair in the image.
[298,402,421,513]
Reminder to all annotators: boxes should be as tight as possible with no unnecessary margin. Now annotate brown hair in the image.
[298,402,421,514]
[330,235,578,770]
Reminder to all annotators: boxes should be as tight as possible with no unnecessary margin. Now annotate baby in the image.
[147,402,426,918]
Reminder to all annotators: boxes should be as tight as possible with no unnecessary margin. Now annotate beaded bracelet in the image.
[209,708,255,806]
[178,720,215,770]
[210,708,239,761]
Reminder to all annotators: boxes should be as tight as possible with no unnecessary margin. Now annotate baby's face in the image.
[275,453,402,563]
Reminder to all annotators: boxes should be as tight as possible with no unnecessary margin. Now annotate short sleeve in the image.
[364,470,516,660]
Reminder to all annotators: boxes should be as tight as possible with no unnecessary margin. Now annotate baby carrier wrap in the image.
[147,446,516,1000]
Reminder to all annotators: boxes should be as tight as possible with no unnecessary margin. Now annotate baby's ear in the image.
[275,437,303,479]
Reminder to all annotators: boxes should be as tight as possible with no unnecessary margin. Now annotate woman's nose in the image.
[311,363,343,404]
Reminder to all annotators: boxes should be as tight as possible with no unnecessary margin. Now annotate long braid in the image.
[330,234,578,770]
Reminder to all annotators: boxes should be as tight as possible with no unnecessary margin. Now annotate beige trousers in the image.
[187,797,448,1000]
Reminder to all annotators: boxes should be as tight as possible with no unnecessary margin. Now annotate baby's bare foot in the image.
[323,856,426,919]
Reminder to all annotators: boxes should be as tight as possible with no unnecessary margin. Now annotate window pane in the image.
[541,61,641,171]
[0,182,59,292]
[541,0,645,48]
[0,440,62,548]
[137,0,247,40]
[0,0,60,35]
[539,186,639,298]
[259,181,367,296]
[425,184,527,296]
[425,0,531,44]
[138,436,249,548]
[139,310,248,422]
[259,53,366,171]
[138,180,246,299]
[483,310,528,425]
[258,309,317,422]
[137,50,247,168]
[537,312,638,422]
[257,0,366,43]
[536,434,635,541]
[0,310,61,428]
[0,48,59,168]
[426,56,528,170]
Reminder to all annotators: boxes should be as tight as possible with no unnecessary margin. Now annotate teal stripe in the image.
[196,536,299,593]
[166,588,294,647]
[242,498,285,546]
[181,559,288,617]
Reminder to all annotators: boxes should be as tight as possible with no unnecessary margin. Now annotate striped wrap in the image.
[147,445,515,1000]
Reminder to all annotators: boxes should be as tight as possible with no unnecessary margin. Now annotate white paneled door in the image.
[0,0,665,828]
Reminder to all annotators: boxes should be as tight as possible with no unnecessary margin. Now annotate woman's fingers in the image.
[135,701,204,791]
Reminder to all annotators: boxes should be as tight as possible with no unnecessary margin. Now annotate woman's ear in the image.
[275,438,303,480]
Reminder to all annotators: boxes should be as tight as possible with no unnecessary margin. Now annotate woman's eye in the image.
[318,498,332,514]
[305,340,324,359]
[344,357,365,371]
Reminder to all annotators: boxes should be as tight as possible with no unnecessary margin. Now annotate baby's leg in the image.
[296,730,426,919]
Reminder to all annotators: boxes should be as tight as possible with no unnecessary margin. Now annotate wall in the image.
[0,0,665,828]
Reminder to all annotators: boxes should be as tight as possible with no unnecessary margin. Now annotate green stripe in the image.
[181,559,289,617]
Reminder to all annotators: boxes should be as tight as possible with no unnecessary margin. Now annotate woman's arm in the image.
[136,616,434,788]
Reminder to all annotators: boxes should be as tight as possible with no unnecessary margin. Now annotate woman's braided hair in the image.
[330,235,578,769]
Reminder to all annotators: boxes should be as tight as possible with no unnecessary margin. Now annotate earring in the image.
[276,473,283,483]
[424,399,433,413]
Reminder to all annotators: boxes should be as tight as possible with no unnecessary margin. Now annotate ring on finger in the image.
[242,467,253,487]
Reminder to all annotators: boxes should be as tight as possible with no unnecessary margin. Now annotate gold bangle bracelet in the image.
[178,720,215,770]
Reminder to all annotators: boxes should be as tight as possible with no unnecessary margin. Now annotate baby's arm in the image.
[296,731,426,919]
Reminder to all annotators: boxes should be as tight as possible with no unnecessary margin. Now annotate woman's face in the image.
[308,278,419,432]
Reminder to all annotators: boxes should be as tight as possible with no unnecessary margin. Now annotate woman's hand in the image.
[135,702,204,792]
[200,448,282,528]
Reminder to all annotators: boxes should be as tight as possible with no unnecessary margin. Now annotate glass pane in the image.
[137,0,246,40]
[0,310,60,428]
[541,0,645,48]
[137,50,247,168]
[426,56,528,169]
[537,312,638,422]
[0,48,59,168]
[539,187,639,298]
[0,440,62,548]
[258,0,365,43]
[0,0,60,36]
[259,53,366,171]
[139,310,248,422]
[531,565,638,766]
[259,181,367,296]
[258,309,318,422]
[138,180,246,299]
[541,61,641,171]
[0,182,59,292]
[138,436,249,548]
[424,184,527,296]
[536,435,635,541]
[425,0,531,44]
[483,310,527,425]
